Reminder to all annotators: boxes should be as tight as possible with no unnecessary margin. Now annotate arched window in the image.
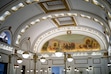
[0,31,11,45]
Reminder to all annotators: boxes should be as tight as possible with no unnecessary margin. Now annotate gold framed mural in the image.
[41,37,100,53]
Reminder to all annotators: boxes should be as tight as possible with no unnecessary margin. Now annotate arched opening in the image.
[0,31,11,45]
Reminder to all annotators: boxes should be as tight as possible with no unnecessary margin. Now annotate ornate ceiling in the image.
[0,0,111,53]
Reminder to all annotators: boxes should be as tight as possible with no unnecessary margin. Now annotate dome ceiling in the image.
[0,0,111,53]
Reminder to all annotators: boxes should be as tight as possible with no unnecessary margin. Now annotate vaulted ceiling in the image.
[0,0,111,54]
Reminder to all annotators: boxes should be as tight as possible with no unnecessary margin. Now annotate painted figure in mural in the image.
[42,41,49,51]
[71,43,75,49]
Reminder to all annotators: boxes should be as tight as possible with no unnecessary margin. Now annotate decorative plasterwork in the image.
[0,0,111,22]
[15,12,108,45]
[0,42,13,51]
[52,16,77,27]
[33,26,107,52]
[38,0,69,13]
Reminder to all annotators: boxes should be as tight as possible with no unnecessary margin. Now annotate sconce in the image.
[67,66,71,72]
[40,57,46,63]
[74,68,79,72]
[86,66,93,71]
[22,51,30,59]
[48,67,51,71]
[55,48,63,57]
[63,66,71,72]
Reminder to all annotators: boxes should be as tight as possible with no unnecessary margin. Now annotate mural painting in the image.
[41,37,100,53]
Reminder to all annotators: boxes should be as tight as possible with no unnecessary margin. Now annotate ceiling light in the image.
[40,57,46,63]
[21,29,25,33]
[84,0,89,2]
[67,54,73,62]
[35,19,40,22]
[11,6,18,11]
[60,13,65,16]
[0,16,5,21]
[17,35,21,39]
[17,57,23,63]
[48,15,52,18]
[16,40,19,44]
[54,14,59,17]
[92,0,99,5]
[18,3,24,7]
[31,21,36,25]
[55,48,63,57]
[42,16,47,20]
[22,51,29,59]
[67,13,72,16]
[55,52,63,57]
[34,0,39,1]
[4,11,11,15]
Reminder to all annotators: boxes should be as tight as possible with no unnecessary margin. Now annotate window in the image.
[0,31,11,45]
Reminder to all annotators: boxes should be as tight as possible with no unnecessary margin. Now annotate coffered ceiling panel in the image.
[38,0,69,13]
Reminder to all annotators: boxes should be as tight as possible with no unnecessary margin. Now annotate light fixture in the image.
[55,48,63,57]
[21,69,23,72]
[40,69,43,72]
[17,57,23,63]
[27,70,29,72]
[30,69,33,72]
[108,63,111,67]
[22,51,29,59]
[40,57,46,63]
[34,0,39,2]
[0,55,1,59]
[86,68,89,71]
[36,70,38,72]
[14,64,19,68]
[67,54,73,62]
[74,68,77,71]
[86,66,93,71]
[44,70,47,72]
[75,68,79,72]
[88,66,93,70]
[48,67,51,71]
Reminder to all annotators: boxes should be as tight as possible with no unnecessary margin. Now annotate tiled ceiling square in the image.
[38,0,69,13]
[52,16,77,27]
